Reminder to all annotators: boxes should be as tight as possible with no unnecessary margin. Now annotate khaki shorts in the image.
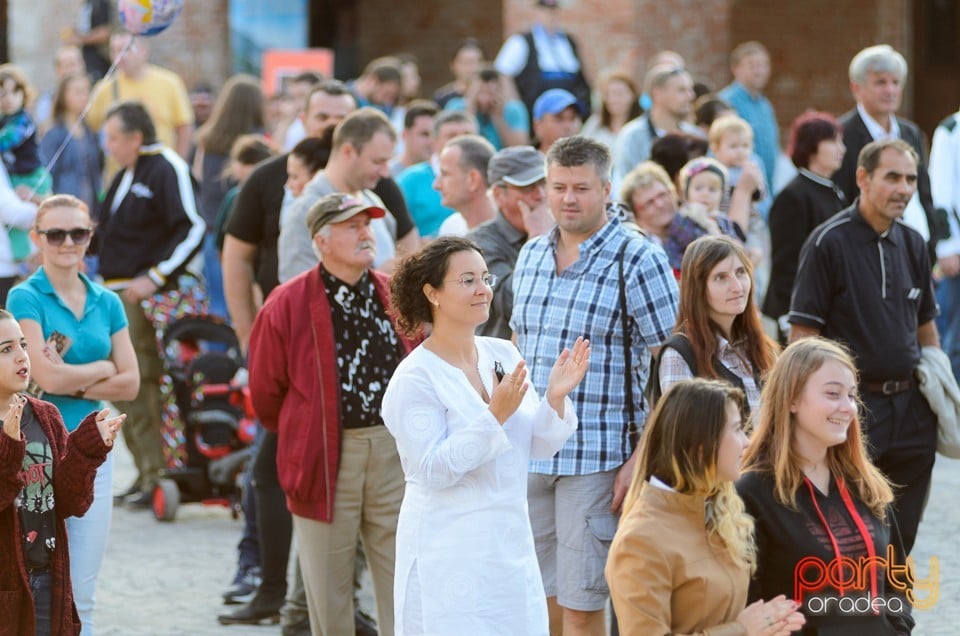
[527,470,619,612]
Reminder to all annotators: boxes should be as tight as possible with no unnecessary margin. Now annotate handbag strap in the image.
[618,240,638,443]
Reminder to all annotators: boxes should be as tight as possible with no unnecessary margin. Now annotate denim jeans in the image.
[936,275,960,382]
[202,233,228,321]
[29,569,52,636]
[237,424,262,571]
[67,452,114,635]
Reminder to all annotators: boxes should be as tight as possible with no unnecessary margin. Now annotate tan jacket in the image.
[606,483,749,636]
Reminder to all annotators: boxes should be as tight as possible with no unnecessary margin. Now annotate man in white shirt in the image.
[929,108,960,381]
[494,0,591,121]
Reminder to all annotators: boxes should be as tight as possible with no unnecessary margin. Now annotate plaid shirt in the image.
[658,335,761,414]
[512,217,679,475]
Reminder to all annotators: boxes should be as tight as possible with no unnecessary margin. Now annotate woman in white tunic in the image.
[382,237,589,636]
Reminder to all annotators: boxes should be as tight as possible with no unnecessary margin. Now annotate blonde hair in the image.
[620,161,677,209]
[34,194,91,228]
[0,63,35,108]
[741,338,894,519]
[624,379,756,572]
[708,114,753,149]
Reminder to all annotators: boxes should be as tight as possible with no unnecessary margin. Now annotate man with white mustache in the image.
[248,192,418,636]
[790,138,942,557]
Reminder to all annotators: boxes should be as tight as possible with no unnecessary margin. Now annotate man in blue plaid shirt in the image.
[511,135,678,635]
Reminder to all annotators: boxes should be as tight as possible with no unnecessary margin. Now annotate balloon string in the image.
[26,35,137,203]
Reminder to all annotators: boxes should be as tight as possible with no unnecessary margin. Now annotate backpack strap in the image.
[649,333,699,408]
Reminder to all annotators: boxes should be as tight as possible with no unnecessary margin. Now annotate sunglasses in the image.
[36,227,93,246]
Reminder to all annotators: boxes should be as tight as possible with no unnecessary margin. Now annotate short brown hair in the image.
[730,41,769,67]
[331,107,396,154]
[857,138,918,175]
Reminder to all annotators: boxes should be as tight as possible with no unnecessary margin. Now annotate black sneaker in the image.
[222,566,261,605]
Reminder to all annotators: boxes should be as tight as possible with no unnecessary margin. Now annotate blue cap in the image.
[533,88,581,121]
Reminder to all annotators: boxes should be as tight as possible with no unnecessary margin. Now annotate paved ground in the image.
[93,438,960,634]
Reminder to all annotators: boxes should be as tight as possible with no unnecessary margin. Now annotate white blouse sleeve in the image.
[382,370,512,490]
[528,396,577,461]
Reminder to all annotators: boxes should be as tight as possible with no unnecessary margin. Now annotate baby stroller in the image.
[151,315,256,522]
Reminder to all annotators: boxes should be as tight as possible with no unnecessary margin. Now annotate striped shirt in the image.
[512,217,679,475]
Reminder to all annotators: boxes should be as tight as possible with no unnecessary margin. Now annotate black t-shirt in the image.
[225,154,287,297]
[321,266,402,429]
[737,470,912,634]
[788,205,937,382]
[79,0,112,80]
[225,154,415,299]
[17,402,56,569]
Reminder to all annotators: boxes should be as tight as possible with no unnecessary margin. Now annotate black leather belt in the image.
[26,565,50,575]
[862,378,913,395]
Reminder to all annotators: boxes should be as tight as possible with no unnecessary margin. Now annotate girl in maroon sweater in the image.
[0,309,125,636]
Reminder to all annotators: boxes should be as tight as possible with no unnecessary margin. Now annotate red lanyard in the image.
[803,476,879,612]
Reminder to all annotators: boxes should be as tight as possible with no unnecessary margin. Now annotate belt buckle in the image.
[881,380,903,395]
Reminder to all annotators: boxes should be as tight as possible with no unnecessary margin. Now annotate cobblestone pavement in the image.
[94,439,960,634]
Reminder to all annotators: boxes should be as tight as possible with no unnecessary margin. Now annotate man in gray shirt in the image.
[278,108,419,281]
[468,145,554,339]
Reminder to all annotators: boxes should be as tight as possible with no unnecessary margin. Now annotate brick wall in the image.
[502,0,913,140]
[730,0,913,142]
[357,0,503,97]
[9,0,231,95]
[502,0,734,101]
[7,0,922,141]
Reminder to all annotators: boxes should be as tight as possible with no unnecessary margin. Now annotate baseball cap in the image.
[306,193,385,236]
[532,88,582,121]
[487,146,546,187]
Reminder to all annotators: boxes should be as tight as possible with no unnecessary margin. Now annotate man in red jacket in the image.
[248,193,416,636]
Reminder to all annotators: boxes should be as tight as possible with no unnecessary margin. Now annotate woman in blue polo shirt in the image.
[7,193,139,635]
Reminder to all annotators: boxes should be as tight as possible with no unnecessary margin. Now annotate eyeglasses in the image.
[636,190,672,210]
[445,273,498,289]
[36,227,93,246]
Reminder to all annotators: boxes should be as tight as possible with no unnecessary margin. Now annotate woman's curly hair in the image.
[389,236,484,338]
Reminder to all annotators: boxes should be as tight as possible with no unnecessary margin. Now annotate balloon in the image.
[117,0,185,37]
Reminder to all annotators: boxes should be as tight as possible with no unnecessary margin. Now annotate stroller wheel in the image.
[153,479,180,522]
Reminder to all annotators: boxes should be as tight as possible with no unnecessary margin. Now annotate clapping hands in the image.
[487,338,590,425]
[545,337,591,415]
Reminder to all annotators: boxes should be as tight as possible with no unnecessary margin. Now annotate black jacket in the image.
[96,144,205,287]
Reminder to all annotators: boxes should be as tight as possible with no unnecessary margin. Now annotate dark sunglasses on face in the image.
[36,227,93,246]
